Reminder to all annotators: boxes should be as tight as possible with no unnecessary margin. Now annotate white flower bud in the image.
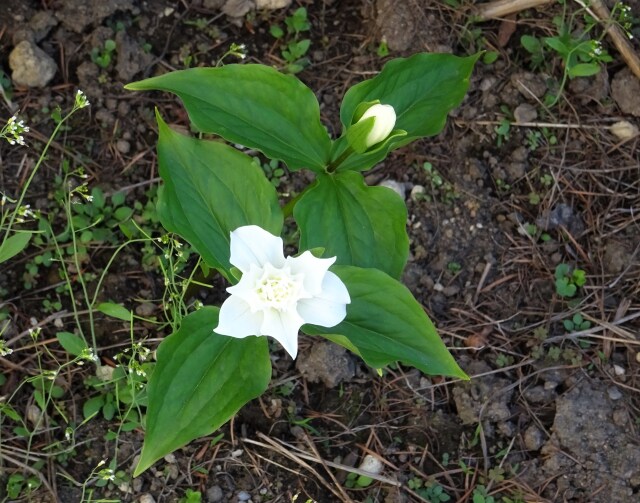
[358,103,396,148]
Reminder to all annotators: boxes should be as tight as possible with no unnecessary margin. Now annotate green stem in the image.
[326,145,354,173]
[1,107,78,250]
[282,185,312,218]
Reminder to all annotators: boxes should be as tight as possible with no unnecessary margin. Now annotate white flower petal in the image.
[261,308,304,359]
[214,295,264,338]
[229,225,285,272]
[297,271,350,327]
[226,264,263,306]
[286,251,335,295]
[359,103,396,148]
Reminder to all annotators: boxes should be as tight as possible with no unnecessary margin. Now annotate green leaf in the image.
[134,307,271,476]
[56,332,88,357]
[155,113,283,275]
[294,171,409,278]
[97,302,132,321]
[0,232,32,264]
[520,35,542,54]
[304,266,467,379]
[333,53,479,172]
[270,24,284,39]
[568,63,600,78]
[126,65,331,172]
[83,395,105,420]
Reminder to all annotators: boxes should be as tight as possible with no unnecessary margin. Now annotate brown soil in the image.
[1,1,639,502]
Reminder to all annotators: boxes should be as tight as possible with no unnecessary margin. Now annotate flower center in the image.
[254,265,302,311]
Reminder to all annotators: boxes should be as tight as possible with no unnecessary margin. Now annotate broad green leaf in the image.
[0,232,32,264]
[134,307,271,476]
[56,332,87,357]
[126,65,331,172]
[304,266,467,379]
[294,171,408,278]
[155,113,283,275]
[332,53,479,172]
[97,302,132,321]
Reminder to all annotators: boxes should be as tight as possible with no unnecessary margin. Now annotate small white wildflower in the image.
[0,341,13,356]
[75,90,90,109]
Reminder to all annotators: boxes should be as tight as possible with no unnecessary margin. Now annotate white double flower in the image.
[214,226,351,359]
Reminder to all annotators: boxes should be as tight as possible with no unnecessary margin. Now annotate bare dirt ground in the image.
[1,0,639,502]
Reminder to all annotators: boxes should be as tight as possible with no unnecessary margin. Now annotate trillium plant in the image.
[125,52,479,475]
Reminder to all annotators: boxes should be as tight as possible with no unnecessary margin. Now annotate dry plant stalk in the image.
[473,0,554,20]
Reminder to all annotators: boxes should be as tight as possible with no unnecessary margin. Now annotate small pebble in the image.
[379,179,405,199]
[607,386,623,400]
[610,120,638,141]
[116,139,131,154]
[206,485,224,503]
[139,495,155,503]
[358,454,384,475]
[410,184,425,201]
[613,364,625,376]
[524,425,545,450]
[237,491,251,501]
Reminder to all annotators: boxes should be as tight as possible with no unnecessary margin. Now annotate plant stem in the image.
[326,145,354,173]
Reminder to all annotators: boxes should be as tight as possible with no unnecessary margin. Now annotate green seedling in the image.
[407,478,451,502]
[179,489,203,503]
[91,39,117,69]
[521,3,613,106]
[495,118,510,146]
[345,471,374,489]
[421,162,458,203]
[472,485,496,503]
[270,7,311,74]
[554,263,586,298]
[563,312,591,332]
[376,39,389,57]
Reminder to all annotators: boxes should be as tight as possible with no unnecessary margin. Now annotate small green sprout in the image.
[554,263,586,298]
[91,39,117,69]
[563,312,591,332]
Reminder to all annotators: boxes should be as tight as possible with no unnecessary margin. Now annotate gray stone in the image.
[296,341,355,388]
[514,103,537,123]
[256,0,292,8]
[524,425,545,451]
[55,0,133,33]
[222,0,253,17]
[115,31,153,81]
[453,360,513,425]
[612,68,640,117]
[536,203,584,235]
[607,386,623,400]
[203,0,226,8]
[206,485,224,503]
[376,0,416,51]
[534,380,640,501]
[510,72,547,99]
[29,11,58,42]
[380,179,406,199]
[603,240,629,274]
[9,40,57,88]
